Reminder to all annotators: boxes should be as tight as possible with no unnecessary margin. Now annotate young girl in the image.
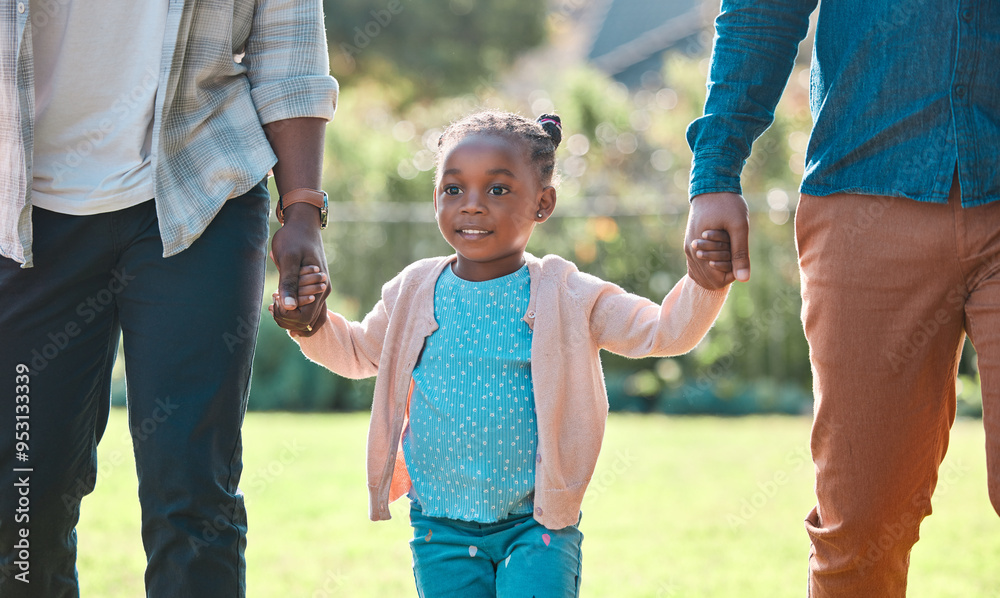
[273,111,731,597]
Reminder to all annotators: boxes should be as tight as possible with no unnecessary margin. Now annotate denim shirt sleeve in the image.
[686,0,817,198]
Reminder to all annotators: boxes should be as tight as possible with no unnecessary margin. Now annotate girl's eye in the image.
[488,185,508,196]
[443,185,461,195]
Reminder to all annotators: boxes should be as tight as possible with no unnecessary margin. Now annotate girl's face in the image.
[434,134,556,281]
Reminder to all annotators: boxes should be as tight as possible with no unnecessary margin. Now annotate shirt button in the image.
[17,3,24,13]
[534,506,543,516]
[526,310,536,319]
[955,85,966,98]
[961,8,973,21]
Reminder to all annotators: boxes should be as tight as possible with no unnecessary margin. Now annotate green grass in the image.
[76,410,1000,597]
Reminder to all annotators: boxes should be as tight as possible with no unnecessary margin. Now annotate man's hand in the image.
[269,265,329,337]
[270,203,330,335]
[683,192,751,289]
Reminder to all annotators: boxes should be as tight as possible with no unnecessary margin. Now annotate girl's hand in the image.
[293,265,328,307]
[270,265,329,335]
[691,229,733,274]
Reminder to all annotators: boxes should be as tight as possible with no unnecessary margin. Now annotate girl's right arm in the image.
[272,268,396,380]
[292,301,388,379]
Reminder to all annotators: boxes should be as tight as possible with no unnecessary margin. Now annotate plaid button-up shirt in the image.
[0,0,338,267]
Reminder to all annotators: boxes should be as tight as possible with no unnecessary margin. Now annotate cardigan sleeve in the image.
[293,273,403,379]
[587,274,729,358]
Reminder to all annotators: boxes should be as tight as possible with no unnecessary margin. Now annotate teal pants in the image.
[409,502,583,597]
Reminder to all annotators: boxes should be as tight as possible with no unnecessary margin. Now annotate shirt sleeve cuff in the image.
[688,150,746,199]
[252,76,339,125]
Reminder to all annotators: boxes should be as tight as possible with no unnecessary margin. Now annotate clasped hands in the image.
[269,202,330,337]
[684,192,752,290]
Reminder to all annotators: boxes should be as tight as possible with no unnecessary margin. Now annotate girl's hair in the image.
[436,111,563,187]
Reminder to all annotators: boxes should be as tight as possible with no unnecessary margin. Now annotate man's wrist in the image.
[276,188,328,228]
[279,202,324,228]
[691,191,744,203]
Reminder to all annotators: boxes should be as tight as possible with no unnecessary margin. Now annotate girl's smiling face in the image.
[435,134,556,281]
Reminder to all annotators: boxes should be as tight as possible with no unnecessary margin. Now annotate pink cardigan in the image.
[294,253,728,530]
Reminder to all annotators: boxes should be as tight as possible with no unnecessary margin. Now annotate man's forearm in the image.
[264,117,327,196]
[686,0,816,198]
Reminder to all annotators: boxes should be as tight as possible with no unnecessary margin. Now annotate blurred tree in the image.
[324,0,547,101]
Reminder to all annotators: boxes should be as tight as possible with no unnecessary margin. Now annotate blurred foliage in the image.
[323,0,546,101]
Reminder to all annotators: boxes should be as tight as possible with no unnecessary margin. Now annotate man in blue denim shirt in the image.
[683,1,1000,595]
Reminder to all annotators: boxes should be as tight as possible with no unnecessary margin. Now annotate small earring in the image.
[536,212,543,219]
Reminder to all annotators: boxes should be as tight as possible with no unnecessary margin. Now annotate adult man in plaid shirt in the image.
[0,1,337,596]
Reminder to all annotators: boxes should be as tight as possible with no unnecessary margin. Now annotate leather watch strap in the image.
[276,188,328,228]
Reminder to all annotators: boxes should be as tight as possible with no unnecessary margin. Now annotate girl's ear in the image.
[535,186,557,222]
[432,186,439,215]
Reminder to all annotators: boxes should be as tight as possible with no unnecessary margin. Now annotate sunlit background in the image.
[85,1,995,596]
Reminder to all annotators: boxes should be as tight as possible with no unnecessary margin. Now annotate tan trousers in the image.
[795,181,1000,597]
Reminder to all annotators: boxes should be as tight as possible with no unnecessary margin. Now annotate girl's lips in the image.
[457,228,491,240]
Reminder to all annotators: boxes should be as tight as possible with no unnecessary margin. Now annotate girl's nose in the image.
[460,191,486,214]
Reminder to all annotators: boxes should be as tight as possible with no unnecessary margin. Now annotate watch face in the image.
[320,192,329,229]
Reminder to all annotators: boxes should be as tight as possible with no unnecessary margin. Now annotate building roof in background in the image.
[587,0,704,88]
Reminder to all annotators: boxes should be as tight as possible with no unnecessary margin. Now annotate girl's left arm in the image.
[589,275,730,358]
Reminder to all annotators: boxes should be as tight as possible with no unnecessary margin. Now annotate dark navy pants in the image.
[0,182,270,597]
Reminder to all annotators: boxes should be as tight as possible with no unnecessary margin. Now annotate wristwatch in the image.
[276,188,328,229]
